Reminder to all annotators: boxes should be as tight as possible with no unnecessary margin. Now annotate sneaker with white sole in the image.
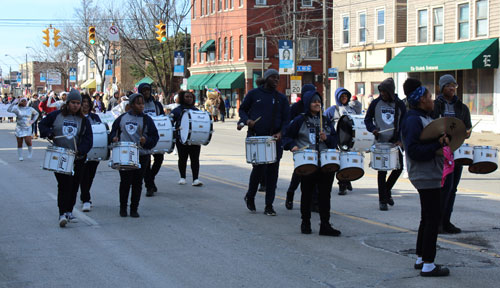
[82,202,91,212]
[178,178,186,185]
[19,157,23,161]
[59,215,67,227]
[65,212,78,223]
[192,179,203,186]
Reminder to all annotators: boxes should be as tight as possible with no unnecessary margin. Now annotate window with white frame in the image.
[433,7,443,42]
[256,37,267,58]
[211,0,215,13]
[218,0,222,11]
[193,44,197,63]
[476,0,488,37]
[193,0,196,18]
[458,3,469,39]
[225,0,228,9]
[239,35,244,58]
[224,37,228,60]
[418,9,428,43]
[376,8,385,41]
[230,37,234,59]
[302,0,312,7]
[359,12,366,43]
[199,41,203,62]
[256,0,266,6]
[230,0,234,9]
[299,38,318,59]
[342,16,349,45]
[201,0,205,16]
[206,0,210,15]
[239,0,243,7]
[218,38,222,60]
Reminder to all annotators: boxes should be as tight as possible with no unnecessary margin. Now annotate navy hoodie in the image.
[289,84,316,120]
[283,91,338,151]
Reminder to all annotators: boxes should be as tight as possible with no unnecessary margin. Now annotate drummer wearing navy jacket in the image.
[364,78,406,211]
[238,69,290,216]
[39,89,93,227]
[283,91,341,236]
[138,83,165,197]
[110,93,159,218]
[171,90,203,187]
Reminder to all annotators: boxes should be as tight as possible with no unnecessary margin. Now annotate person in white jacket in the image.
[7,97,39,160]
[47,91,67,110]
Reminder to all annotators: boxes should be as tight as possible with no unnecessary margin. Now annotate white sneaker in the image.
[82,202,91,212]
[27,153,32,159]
[65,212,78,223]
[59,215,67,227]
[178,178,186,185]
[192,179,203,186]
[19,156,23,161]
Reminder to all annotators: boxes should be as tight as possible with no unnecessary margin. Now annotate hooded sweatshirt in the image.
[290,84,316,119]
[110,111,159,156]
[138,83,164,117]
[432,94,472,130]
[283,91,338,152]
[324,87,357,122]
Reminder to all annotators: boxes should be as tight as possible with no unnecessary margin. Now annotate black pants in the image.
[441,164,463,226]
[55,159,85,216]
[176,142,201,180]
[416,188,441,263]
[246,161,280,207]
[300,170,335,223]
[80,160,99,203]
[286,171,301,194]
[119,155,150,210]
[377,150,404,203]
[144,153,164,189]
[32,118,39,135]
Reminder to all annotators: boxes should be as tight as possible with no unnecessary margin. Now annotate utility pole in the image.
[293,0,297,76]
[260,28,265,76]
[322,0,329,106]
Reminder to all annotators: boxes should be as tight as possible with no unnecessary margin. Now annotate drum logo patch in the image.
[125,121,138,135]
[381,107,395,125]
[62,120,78,139]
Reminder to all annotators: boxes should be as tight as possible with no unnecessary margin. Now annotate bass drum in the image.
[180,110,213,145]
[151,115,174,154]
[87,123,110,161]
[337,114,374,152]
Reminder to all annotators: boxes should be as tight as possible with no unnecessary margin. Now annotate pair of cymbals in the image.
[420,117,466,152]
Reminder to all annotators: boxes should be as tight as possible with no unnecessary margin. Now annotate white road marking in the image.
[0,158,7,165]
[46,192,100,227]
[0,147,46,151]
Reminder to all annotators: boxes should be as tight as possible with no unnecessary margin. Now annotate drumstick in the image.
[319,110,323,133]
[378,128,395,134]
[298,146,309,151]
[254,116,262,123]
[469,119,482,132]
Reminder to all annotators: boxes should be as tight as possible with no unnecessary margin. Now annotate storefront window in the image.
[462,69,493,115]
[371,82,380,97]
[355,82,365,96]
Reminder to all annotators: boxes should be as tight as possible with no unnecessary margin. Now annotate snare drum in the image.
[454,143,474,166]
[293,149,318,176]
[180,110,213,145]
[336,152,364,181]
[320,149,340,173]
[109,141,140,170]
[42,145,76,175]
[337,114,374,152]
[369,143,400,171]
[245,136,277,164]
[87,123,110,161]
[151,115,174,154]
[469,146,498,174]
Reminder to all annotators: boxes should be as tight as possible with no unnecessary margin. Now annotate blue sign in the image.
[279,40,294,75]
[173,51,184,77]
[40,73,46,82]
[105,59,113,76]
[328,68,338,80]
[69,68,77,82]
[16,72,21,82]
[297,65,312,72]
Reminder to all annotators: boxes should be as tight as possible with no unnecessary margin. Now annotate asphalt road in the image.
[0,119,499,288]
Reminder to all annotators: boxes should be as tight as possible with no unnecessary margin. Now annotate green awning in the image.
[134,76,154,87]
[384,38,499,73]
[217,72,245,89]
[195,73,215,90]
[199,40,215,52]
[187,74,206,90]
[204,73,228,89]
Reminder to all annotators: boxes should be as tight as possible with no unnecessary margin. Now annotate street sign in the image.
[297,65,312,72]
[290,76,302,94]
[108,25,120,42]
[47,72,61,85]
[328,68,338,80]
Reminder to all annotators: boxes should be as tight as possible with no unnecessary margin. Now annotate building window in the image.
[302,0,312,7]
[218,0,222,11]
[209,51,215,62]
[463,69,494,115]
[371,82,381,97]
[225,0,228,10]
[193,0,197,18]
[433,7,443,42]
[218,38,222,60]
[201,0,205,16]
[230,37,234,60]
[90,72,94,79]
[230,0,234,9]
[211,0,215,13]
[359,12,366,43]
[199,41,203,62]
[256,0,266,6]
[193,44,197,63]
[224,37,228,60]
[256,37,267,58]
[299,38,318,59]
[355,82,365,96]
[342,16,349,45]
[239,0,243,7]
[206,0,210,15]
[476,0,488,37]
[239,35,244,59]
[458,3,469,39]
[418,9,428,43]
[376,8,385,41]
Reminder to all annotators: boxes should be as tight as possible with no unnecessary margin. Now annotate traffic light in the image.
[155,22,167,43]
[42,28,50,47]
[53,28,61,47]
[88,26,96,45]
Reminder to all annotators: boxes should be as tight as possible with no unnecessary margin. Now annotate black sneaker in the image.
[414,262,424,270]
[130,210,140,218]
[346,182,353,191]
[387,197,395,206]
[258,185,266,192]
[338,183,347,195]
[444,223,461,234]
[120,207,128,217]
[146,188,154,197]
[285,192,293,210]
[152,184,158,193]
[420,265,450,277]
[301,221,312,234]
[319,223,341,236]
[264,206,276,216]
[379,203,388,211]
[244,196,256,212]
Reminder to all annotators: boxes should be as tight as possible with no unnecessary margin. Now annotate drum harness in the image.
[115,113,148,148]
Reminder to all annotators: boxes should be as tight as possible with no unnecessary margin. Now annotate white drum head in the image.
[180,110,190,143]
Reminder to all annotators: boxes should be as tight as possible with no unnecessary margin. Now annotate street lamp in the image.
[25,47,33,91]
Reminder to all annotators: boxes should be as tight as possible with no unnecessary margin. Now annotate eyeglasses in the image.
[445,83,458,89]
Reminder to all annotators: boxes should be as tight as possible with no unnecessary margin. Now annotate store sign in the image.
[366,49,387,69]
[347,51,365,70]
[483,55,492,67]
[410,65,439,72]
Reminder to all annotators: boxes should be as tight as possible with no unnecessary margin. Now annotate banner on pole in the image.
[173,51,184,77]
[279,40,294,75]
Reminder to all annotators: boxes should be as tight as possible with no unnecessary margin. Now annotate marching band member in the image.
[364,78,406,211]
[38,89,93,227]
[7,96,39,161]
[402,78,450,277]
[79,94,102,212]
[138,83,165,196]
[283,90,341,236]
[324,87,359,195]
[171,90,203,186]
[433,74,472,234]
[110,93,159,218]
[47,91,67,110]
[238,69,290,216]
